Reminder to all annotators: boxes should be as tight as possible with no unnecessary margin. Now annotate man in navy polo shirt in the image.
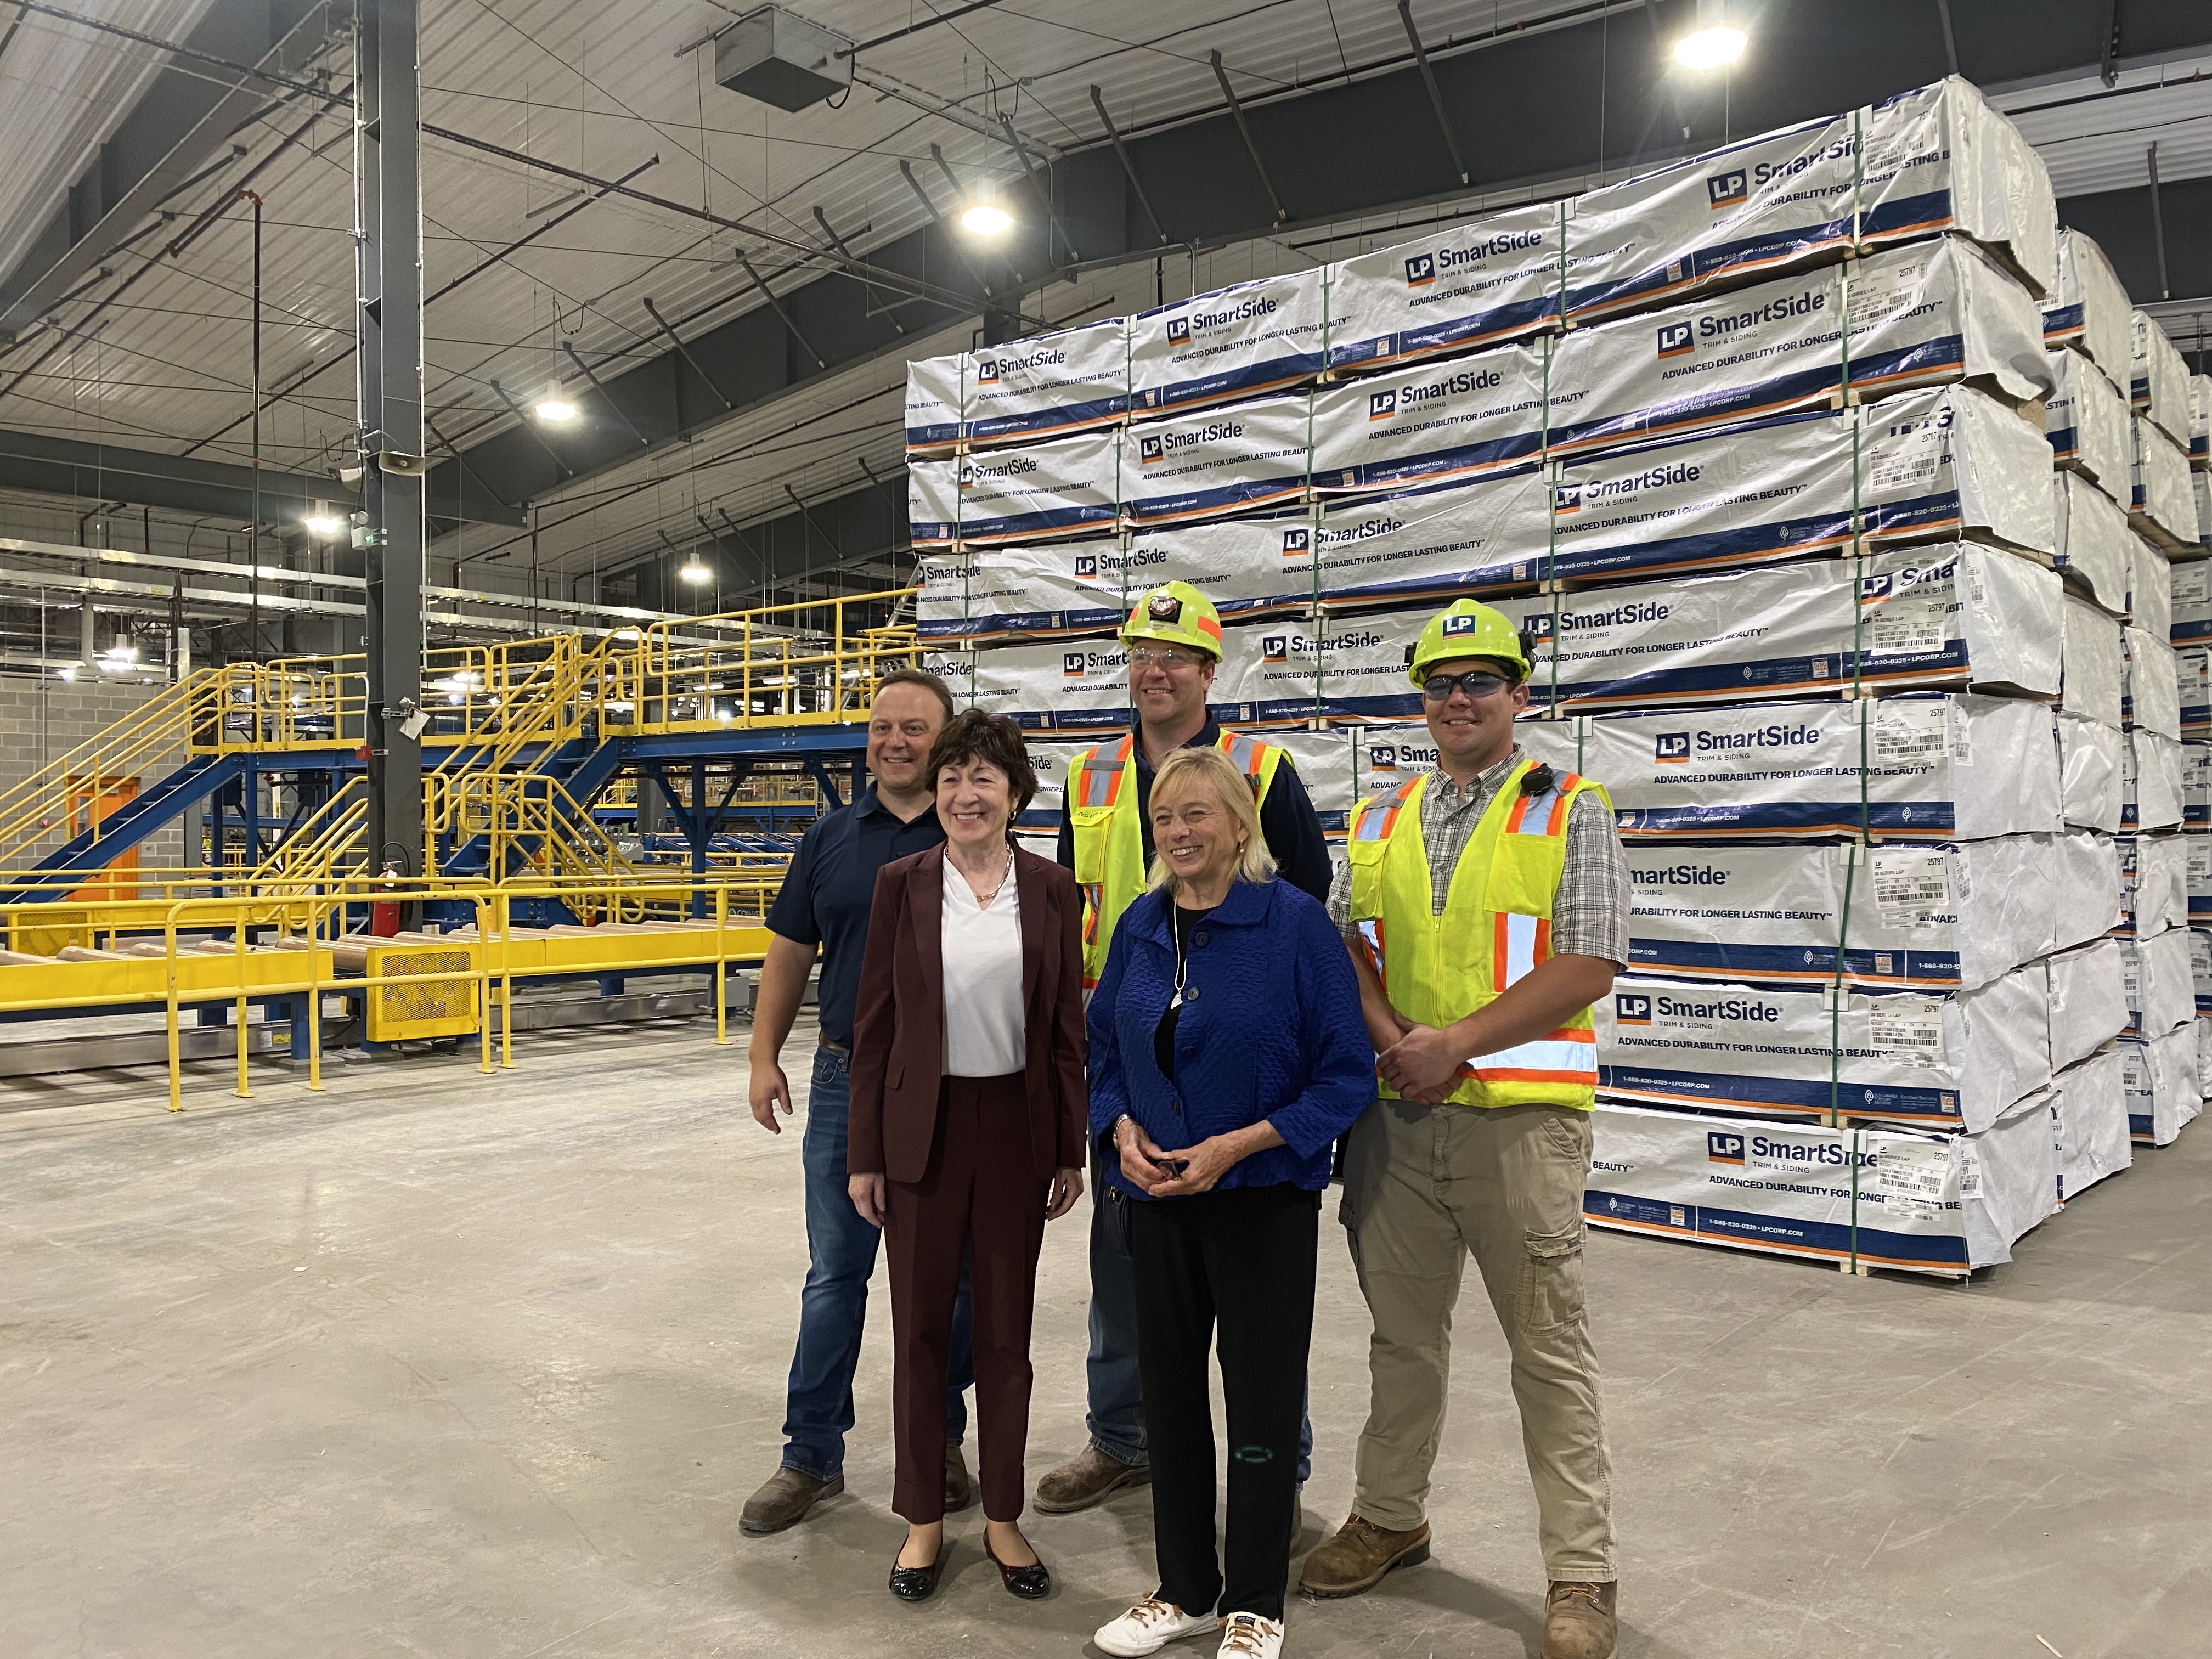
[741,669,975,1535]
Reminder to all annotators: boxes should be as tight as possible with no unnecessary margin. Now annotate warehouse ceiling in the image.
[0,0,2205,633]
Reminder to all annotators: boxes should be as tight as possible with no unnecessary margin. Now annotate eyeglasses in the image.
[1128,646,1203,670]
[1421,670,1512,702]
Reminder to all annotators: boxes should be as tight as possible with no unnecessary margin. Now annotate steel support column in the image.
[356,0,426,878]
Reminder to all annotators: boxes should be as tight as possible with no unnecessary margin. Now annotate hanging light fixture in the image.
[535,393,578,422]
[679,559,714,585]
[1673,24,1747,69]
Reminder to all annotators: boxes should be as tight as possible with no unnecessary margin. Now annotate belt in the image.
[817,1037,849,1056]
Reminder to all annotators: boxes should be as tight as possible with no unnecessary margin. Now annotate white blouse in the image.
[941,851,1026,1077]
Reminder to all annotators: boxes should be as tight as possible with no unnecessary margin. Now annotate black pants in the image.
[1130,1182,1319,1622]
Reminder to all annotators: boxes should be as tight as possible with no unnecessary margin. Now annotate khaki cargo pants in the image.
[1339,1096,1615,1582]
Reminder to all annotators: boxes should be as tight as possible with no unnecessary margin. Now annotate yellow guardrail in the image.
[0,871,786,1112]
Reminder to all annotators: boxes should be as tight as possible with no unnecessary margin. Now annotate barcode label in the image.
[1871,846,1951,927]
[1862,593,1948,657]
[1868,1006,1946,1065]
[1874,705,1945,768]
[1874,1140,1951,1217]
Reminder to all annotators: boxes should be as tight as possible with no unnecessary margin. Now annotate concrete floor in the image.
[2,1012,2207,1659]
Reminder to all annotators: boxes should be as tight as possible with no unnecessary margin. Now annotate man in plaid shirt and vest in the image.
[1301,599,1629,1659]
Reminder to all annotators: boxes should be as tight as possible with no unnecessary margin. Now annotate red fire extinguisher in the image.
[370,863,403,937]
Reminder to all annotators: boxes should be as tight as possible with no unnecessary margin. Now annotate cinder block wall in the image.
[0,677,188,870]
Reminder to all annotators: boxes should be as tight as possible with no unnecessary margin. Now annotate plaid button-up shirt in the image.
[1327,744,1630,966]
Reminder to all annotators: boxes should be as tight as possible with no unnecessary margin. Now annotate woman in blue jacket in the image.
[1087,747,1374,1659]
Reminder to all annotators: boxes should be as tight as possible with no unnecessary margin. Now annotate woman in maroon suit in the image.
[848,708,1088,1604]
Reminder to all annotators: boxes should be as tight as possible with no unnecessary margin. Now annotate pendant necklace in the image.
[972,845,1015,909]
[1169,905,1189,1011]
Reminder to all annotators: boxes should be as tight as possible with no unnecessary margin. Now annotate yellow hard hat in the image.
[1407,599,1532,687]
[1120,580,1224,660]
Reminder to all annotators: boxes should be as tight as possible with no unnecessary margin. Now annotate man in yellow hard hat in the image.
[1035,578,1332,1515]
[1300,598,1628,1659]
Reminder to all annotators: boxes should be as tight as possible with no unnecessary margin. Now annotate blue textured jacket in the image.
[1087,877,1375,1198]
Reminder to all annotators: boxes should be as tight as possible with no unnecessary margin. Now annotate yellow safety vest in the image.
[1068,728,1287,988]
[1346,758,1608,1110]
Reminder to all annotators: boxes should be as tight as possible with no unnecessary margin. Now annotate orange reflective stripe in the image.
[1216,730,1265,780]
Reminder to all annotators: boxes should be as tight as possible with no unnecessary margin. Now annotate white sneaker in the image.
[1216,1612,1284,1658]
[1094,1596,1217,1657]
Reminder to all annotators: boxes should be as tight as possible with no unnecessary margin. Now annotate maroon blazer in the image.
[847,844,1088,1184]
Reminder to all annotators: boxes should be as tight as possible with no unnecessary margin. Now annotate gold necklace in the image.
[966,844,1016,909]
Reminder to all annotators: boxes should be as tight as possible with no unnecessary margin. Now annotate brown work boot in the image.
[1543,1580,1618,1659]
[739,1466,843,1535]
[1034,1446,1149,1514]
[1297,1513,1432,1598]
[946,1442,977,1512]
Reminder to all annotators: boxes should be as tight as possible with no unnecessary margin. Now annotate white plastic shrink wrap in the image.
[1268,727,1359,835]
[2120,924,2194,1037]
[2059,595,2125,727]
[2181,647,2211,737]
[2042,228,2134,380]
[2129,416,2196,550]
[1544,385,2051,588]
[1492,543,2061,713]
[965,318,1130,447]
[1586,1096,2051,1275]
[1310,347,1548,495]
[2184,741,2212,827]
[1327,204,1564,373]
[2122,628,2181,737]
[904,352,966,455]
[2128,534,2174,636]
[2046,938,2128,1071]
[909,428,1121,546]
[1119,395,1311,527]
[2123,731,2185,831]
[2055,712,2123,833]
[2121,1024,2201,1144]
[2191,835,2212,928]
[1561,77,2056,324]
[915,545,1126,642]
[2050,471,2133,615]
[1595,970,2047,1131]
[1130,269,1328,415]
[2189,373,2210,465]
[1019,736,1099,827]
[2129,309,2192,445]
[2052,1048,2131,1200]
[1545,238,2051,460]
[1623,835,2086,992]
[1121,514,1321,620]
[2117,833,2188,936]
[1211,612,1427,724]
[1310,471,1549,607]
[970,637,1132,731]
[2042,346,2132,498]
[1511,695,2059,842]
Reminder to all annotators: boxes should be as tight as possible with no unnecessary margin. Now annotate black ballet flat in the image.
[888,1541,947,1602]
[985,1539,1051,1600]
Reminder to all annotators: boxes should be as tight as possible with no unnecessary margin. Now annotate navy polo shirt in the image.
[765,787,945,1049]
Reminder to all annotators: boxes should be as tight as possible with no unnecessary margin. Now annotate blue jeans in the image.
[782,1046,973,1482]
[1087,1150,1313,1483]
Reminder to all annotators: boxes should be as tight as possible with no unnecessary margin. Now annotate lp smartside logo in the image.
[1282,527,1311,557]
[1368,390,1398,422]
[1615,994,1653,1025]
[1369,743,1400,770]
[1404,252,1436,287]
[1655,732,1691,763]
[1553,484,1583,515]
[1706,1130,1747,1164]
[1138,433,1165,465]
[1656,320,1695,359]
[1074,554,1098,580]
[1262,635,1290,663]
[1063,652,1087,679]
[975,359,1001,383]
[1166,317,1191,345]
[1707,168,1750,210]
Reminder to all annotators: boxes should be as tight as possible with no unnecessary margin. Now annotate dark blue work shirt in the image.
[765,787,945,1049]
